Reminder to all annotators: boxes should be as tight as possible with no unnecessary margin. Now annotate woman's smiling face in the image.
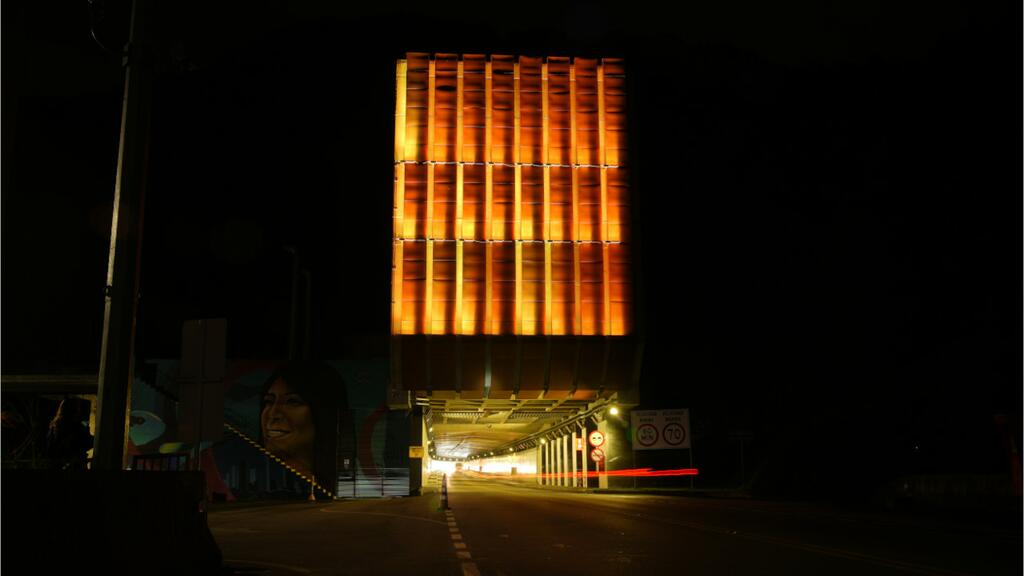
[261,378,315,466]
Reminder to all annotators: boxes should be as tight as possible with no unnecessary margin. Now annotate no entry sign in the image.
[630,409,691,450]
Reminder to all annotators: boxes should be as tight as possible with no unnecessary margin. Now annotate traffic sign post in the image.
[631,409,694,489]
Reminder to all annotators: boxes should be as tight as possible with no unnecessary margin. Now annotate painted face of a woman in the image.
[260,378,315,468]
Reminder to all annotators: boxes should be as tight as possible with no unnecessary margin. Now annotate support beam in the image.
[579,422,588,487]
[545,441,552,486]
[391,240,404,334]
[571,430,578,488]
[536,444,542,485]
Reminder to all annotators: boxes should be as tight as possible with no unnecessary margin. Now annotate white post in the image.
[571,431,578,488]
[562,435,569,486]
[536,445,543,485]
[545,441,552,486]
[556,436,563,487]
[580,425,588,488]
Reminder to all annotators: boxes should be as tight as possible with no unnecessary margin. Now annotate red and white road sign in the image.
[636,423,659,447]
[590,448,605,463]
[663,422,686,446]
[630,409,691,450]
[588,430,605,447]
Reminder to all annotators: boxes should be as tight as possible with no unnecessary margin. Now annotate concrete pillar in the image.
[562,435,569,487]
[409,407,424,495]
[536,446,542,485]
[555,437,562,487]
[545,441,552,486]
[571,431,578,488]
[565,434,573,483]
[556,436,563,487]
[598,419,609,489]
[563,435,570,487]
[552,439,558,487]
[580,426,588,488]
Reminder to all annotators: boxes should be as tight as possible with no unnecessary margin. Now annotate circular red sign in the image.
[588,430,605,447]
[590,448,605,463]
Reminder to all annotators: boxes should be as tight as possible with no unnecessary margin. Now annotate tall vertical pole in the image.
[94,0,152,471]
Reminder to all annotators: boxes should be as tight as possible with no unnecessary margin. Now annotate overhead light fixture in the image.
[609,406,619,416]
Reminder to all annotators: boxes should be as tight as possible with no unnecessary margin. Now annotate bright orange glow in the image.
[393,53,630,336]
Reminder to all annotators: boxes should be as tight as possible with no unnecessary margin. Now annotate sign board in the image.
[576,437,584,451]
[590,448,605,463]
[409,446,425,458]
[588,430,605,448]
[178,318,226,443]
[630,409,691,450]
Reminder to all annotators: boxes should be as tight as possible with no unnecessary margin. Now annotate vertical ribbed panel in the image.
[393,53,630,336]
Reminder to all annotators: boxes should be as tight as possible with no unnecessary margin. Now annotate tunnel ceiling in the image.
[422,391,616,459]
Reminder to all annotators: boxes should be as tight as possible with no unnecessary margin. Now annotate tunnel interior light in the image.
[609,406,619,416]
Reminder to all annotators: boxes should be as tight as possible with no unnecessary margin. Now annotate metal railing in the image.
[336,468,410,498]
[131,453,189,471]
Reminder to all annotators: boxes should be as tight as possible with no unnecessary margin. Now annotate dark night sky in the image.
[2,1,1020,479]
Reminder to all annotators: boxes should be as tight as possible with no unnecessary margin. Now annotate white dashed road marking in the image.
[445,507,480,575]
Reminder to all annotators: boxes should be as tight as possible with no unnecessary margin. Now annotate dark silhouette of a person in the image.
[46,398,93,470]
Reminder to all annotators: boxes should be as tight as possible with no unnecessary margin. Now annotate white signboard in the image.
[631,409,691,450]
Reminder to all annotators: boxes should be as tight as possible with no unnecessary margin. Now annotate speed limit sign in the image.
[630,409,691,450]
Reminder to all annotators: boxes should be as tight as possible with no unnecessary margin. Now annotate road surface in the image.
[208,473,1020,575]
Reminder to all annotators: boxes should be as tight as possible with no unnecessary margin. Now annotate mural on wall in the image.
[132,358,407,500]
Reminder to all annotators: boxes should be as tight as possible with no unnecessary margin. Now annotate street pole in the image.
[94,0,153,471]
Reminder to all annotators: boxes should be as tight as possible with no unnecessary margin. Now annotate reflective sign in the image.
[630,409,691,450]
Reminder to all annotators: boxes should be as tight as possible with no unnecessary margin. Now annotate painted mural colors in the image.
[130,358,409,500]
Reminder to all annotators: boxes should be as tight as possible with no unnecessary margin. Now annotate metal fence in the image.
[131,453,190,471]
[336,468,410,498]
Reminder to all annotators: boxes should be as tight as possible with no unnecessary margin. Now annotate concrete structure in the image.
[390,52,641,490]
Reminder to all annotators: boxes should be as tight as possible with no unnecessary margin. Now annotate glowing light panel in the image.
[393,53,631,336]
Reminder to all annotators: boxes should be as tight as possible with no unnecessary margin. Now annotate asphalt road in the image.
[208,473,1020,575]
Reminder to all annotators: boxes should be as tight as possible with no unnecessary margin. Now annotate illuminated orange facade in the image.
[392,53,630,336]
